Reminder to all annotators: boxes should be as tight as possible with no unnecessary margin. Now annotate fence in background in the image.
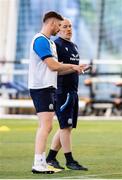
[0,59,122,117]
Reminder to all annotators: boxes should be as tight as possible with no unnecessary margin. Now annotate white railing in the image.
[0,59,122,117]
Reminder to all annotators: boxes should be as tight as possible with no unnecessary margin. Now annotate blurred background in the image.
[0,0,122,117]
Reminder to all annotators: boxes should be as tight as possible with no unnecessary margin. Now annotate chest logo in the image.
[72,54,79,58]
[70,53,79,61]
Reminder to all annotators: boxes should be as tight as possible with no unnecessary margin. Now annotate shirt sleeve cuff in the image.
[41,55,53,60]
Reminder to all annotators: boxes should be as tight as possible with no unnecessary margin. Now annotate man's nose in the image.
[67,26,71,30]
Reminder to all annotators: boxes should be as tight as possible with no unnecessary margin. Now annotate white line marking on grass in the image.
[61,172,122,179]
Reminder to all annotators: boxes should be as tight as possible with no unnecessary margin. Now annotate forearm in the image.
[58,63,88,75]
[56,62,74,73]
[45,57,73,72]
[44,57,81,73]
[58,68,76,75]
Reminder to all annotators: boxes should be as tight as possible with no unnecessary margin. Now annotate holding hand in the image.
[71,64,92,74]
[71,64,82,74]
[79,64,92,74]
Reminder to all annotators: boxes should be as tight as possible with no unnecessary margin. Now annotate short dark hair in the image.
[43,11,63,22]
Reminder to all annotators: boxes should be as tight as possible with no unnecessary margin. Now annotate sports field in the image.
[0,118,122,179]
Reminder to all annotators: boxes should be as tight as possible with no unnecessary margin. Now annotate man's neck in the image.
[59,36,71,42]
[41,26,51,38]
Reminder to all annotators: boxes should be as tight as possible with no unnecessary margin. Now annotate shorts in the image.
[55,91,78,129]
[29,87,56,113]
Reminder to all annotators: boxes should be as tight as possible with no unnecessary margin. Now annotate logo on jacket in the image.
[70,53,79,61]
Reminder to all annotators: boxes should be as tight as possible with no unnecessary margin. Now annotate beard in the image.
[52,32,57,36]
[52,29,59,36]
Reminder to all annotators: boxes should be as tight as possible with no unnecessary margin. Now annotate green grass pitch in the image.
[0,118,122,179]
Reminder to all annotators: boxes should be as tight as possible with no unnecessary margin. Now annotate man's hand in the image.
[79,64,92,74]
[71,64,82,74]
[71,64,92,74]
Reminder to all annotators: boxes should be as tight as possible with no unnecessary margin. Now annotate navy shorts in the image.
[55,91,78,129]
[29,87,56,113]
